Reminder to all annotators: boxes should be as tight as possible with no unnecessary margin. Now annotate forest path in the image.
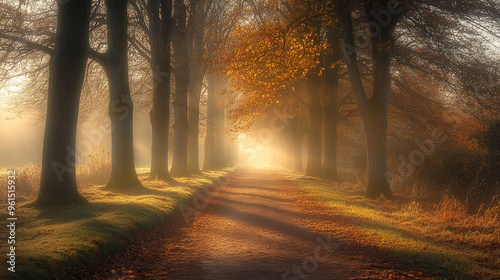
[93,168,423,280]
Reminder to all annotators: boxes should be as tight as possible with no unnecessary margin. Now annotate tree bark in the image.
[170,0,190,177]
[223,100,237,166]
[306,77,323,177]
[285,116,304,172]
[187,1,210,174]
[323,29,340,181]
[294,134,303,172]
[149,0,173,180]
[305,21,323,177]
[105,0,143,189]
[364,105,392,198]
[290,117,304,172]
[336,0,402,198]
[204,74,217,170]
[204,74,225,170]
[187,78,203,173]
[214,81,226,168]
[36,0,91,207]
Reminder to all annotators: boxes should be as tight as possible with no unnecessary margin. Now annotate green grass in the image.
[284,172,500,280]
[0,168,235,279]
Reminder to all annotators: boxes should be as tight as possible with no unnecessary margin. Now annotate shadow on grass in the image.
[2,170,235,280]
[290,176,478,279]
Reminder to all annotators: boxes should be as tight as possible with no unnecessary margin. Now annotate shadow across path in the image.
[93,168,425,280]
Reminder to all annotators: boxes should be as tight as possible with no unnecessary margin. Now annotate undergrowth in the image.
[285,171,500,280]
[0,145,113,203]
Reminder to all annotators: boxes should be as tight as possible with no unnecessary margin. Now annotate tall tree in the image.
[187,0,211,174]
[336,0,403,198]
[322,27,341,181]
[202,0,240,170]
[149,0,173,180]
[0,1,144,190]
[305,22,323,178]
[203,74,226,169]
[35,0,92,207]
[104,0,143,189]
[223,95,239,165]
[291,116,306,172]
[170,0,190,177]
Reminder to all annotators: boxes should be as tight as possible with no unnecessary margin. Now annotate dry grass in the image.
[0,145,112,203]
[0,163,40,202]
[285,170,500,279]
[394,194,500,247]
[76,145,112,187]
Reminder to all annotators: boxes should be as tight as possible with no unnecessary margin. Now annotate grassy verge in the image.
[0,168,235,279]
[284,171,500,280]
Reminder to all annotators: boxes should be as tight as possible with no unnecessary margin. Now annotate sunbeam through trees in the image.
[0,0,499,279]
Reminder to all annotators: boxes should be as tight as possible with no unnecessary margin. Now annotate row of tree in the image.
[216,0,499,199]
[0,0,498,206]
[0,0,236,207]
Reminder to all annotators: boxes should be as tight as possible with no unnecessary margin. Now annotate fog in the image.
[0,110,156,170]
[0,111,44,169]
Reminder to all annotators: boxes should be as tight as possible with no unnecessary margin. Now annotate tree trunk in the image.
[306,78,323,177]
[187,79,202,173]
[203,75,216,170]
[36,0,91,207]
[223,101,237,165]
[323,33,340,180]
[294,135,303,172]
[203,74,217,170]
[187,1,209,174]
[323,91,339,180]
[214,82,226,168]
[336,0,401,198]
[149,0,172,180]
[204,74,225,170]
[105,0,143,189]
[291,117,304,172]
[305,21,323,177]
[285,132,294,169]
[364,105,392,198]
[170,0,190,177]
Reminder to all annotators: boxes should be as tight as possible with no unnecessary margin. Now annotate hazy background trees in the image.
[0,0,498,210]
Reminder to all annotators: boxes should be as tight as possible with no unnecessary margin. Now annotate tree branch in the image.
[0,33,54,55]
[335,0,369,116]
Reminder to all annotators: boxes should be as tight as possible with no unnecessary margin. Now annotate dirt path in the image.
[93,168,426,280]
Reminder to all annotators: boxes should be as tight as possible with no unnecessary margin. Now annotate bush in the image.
[388,140,483,202]
[386,118,500,215]
[465,119,500,214]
